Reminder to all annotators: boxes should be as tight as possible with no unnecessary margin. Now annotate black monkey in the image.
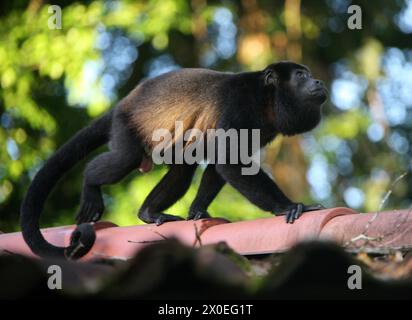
[21,61,327,259]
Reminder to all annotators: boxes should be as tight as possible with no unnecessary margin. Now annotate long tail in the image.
[20,110,113,259]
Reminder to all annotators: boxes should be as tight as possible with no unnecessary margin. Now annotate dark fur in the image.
[20,61,327,259]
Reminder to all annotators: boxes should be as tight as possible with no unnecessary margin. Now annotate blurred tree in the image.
[0,0,412,231]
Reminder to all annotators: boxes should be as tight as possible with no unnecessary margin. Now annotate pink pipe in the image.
[200,207,356,254]
[1,208,411,260]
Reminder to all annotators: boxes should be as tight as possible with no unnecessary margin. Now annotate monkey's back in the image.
[119,68,232,149]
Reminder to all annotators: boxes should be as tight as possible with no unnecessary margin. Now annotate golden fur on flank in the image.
[119,69,224,150]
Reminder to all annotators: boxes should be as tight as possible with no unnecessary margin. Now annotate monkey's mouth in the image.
[310,87,327,95]
[310,87,328,102]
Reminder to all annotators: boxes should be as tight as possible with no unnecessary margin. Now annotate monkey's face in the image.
[288,67,327,106]
[264,61,328,135]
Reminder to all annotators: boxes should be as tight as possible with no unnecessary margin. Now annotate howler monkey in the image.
[21,61,327,259]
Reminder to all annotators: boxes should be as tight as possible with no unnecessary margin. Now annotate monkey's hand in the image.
[274,203,325,224]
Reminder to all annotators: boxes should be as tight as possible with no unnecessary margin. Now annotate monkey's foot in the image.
[76,188,105,224]
[138,210,184,226]
[76,200,105,224]
[276,203,325,224]
[187,209,211,220]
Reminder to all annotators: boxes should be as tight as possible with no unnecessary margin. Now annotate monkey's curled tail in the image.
[20,111,113,260]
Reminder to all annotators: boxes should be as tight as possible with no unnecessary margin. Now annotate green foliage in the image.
[1,0,412,231]
[319,109,370,139]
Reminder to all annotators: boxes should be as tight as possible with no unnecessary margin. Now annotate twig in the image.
[127,239,164,244]
[127,227,169,245]
[345,245,412,255]
[344,167,410,249]
[149,229,169,240]
[193,223,202,247]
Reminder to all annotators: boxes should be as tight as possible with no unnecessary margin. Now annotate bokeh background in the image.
[1,0,412,231]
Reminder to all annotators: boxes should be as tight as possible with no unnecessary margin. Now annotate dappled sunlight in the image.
[1,0,412,231]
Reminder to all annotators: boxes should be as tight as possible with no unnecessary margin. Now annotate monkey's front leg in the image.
[215,163,324,223]
[188,164,225,220]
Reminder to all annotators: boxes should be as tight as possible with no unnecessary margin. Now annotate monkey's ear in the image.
[264,69,278,86]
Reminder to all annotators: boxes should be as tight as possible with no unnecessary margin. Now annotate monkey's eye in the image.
[296,71,307,79]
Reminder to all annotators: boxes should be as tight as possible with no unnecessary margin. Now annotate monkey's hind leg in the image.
[138,164,197,225]
[76,118,143,224]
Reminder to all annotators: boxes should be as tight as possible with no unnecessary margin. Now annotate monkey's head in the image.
[264,61,327,136]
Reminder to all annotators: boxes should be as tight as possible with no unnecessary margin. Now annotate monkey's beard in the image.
[273,91,322,136]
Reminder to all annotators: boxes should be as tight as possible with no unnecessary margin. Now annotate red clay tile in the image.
[0,219,228,260]
[200,207,356,254]
[1,208,412,260]
[82,218,228,260]
[0,221,118,258]
[321,209,412,248]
